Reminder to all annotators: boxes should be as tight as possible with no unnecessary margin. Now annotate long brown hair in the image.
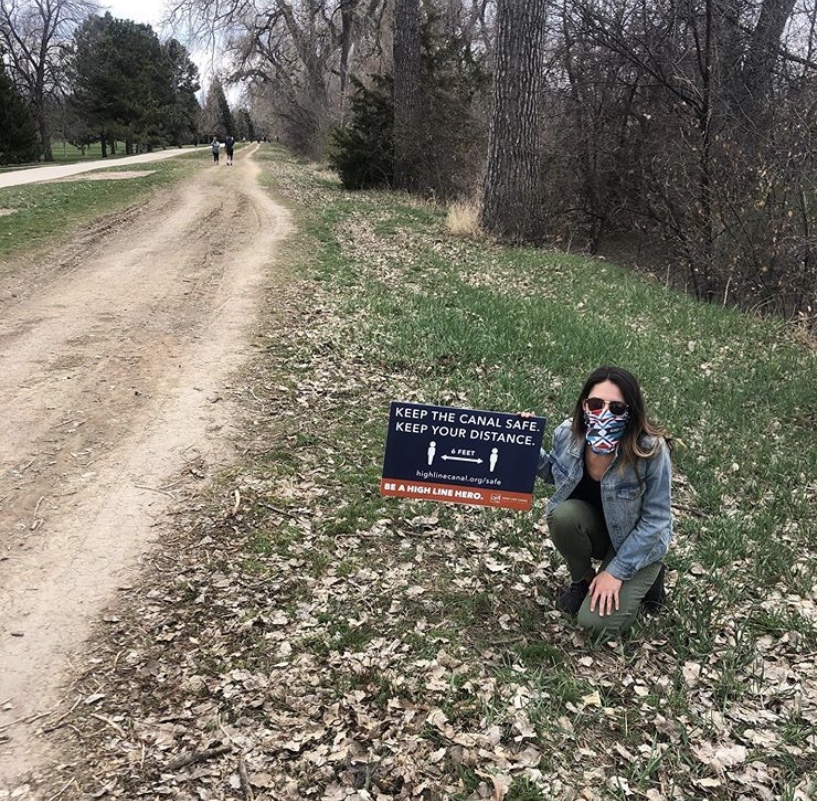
[570,366,670,468]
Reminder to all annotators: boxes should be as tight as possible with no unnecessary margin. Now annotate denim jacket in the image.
[537,419,672,581]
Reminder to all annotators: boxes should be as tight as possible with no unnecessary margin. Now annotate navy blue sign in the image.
[381,402,547,510]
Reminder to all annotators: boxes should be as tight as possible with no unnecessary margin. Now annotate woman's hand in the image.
[589,571,622,617]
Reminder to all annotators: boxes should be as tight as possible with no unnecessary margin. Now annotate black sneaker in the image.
[556,579,590,617]
[642,564,667,613]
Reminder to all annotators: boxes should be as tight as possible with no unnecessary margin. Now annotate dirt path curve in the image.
[0,144,292,790]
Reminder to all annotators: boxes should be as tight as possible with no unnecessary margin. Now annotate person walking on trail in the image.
[211,136,220,164]
[533,365,672,634]
[224,134,235,166]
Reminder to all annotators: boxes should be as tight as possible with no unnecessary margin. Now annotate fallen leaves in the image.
[11,157,817,801]
[691,741,748,770]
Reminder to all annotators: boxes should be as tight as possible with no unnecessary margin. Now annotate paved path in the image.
[0,148,200,189]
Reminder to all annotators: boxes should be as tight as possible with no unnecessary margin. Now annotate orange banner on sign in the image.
[380,478,533,510]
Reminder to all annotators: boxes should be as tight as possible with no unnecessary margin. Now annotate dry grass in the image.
[446,201,481,238]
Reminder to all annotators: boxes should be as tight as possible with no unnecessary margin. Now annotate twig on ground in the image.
[0,710,48,732]
[238,754,255,801]
[672,502,706,518]
[31,495,46,529]
[166,743,232,771]
[90,713,127,738]
[41,696,84,733]
[45,778,75,801]
[259,501,299,519]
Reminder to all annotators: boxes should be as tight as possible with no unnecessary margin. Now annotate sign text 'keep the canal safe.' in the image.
[380,401,547,510]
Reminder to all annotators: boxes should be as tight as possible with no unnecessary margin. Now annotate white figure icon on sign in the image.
[489,448,499,472]
[427,440,437,465]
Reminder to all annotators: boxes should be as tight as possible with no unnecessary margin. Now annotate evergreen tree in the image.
[69,14,116,155]
[237,107,255,141]
[0,59,41,165]
[329,75,393,190]
[163,39,200,146]
[61,95,96,153]
[204,77,235,138]
[70,13,184,154]
[217,85,235,137]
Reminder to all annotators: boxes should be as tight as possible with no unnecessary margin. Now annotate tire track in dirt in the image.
[0,145,292,788]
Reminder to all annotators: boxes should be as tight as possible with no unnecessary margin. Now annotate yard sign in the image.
[381,401,546,510]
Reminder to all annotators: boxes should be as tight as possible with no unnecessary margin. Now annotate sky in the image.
[103,0,167,29]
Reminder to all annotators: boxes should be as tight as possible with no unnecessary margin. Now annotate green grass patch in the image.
[53,145,817,800]
[0,154,199,262]
[237,146,817,798]
[0,141,201,168]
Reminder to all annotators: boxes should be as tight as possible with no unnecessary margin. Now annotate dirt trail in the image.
[0,145,292,789]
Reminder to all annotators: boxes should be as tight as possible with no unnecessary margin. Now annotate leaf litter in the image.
[6,157,817,801]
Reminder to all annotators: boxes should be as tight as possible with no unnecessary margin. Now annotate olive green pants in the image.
[548,499,662,634]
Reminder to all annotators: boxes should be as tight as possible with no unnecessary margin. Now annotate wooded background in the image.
[3,0,817,321]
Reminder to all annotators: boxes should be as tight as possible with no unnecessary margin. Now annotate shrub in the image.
[329,74,394,190]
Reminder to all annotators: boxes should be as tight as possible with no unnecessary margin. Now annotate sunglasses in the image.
[585,397,629,416]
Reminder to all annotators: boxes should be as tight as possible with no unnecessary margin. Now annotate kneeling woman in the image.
[537,366,672,633]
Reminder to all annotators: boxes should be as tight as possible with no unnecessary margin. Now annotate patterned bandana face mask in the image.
[584,408,629,455]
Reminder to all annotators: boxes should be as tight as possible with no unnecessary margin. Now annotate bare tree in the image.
[553,0,817,314]
[167,0,385,157]
[480,0,547,240]
[0,0,98,161]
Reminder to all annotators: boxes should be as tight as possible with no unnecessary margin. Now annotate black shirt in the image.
[569,468,603,512]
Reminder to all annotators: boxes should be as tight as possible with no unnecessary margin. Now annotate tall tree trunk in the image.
[480,0,548,240]
[339,0,358,98]
[694,0,716,300]
[36,102,54,161]
[741,0,797,108]
[393,0,422,191]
